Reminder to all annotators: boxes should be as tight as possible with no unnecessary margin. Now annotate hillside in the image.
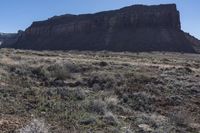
[11,4,196,53]
[185,33,200,53]
[0,49,200,132]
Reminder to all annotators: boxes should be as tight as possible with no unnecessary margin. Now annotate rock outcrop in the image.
[12,4,197,53]
[0,31,22,48]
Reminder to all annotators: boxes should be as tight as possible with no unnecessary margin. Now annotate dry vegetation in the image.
[0,48,200,133]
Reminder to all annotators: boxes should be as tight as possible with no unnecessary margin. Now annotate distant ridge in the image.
[0,32,20,48]
[4,4,200,53]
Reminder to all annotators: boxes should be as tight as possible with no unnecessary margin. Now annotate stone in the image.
[138,124,154,132]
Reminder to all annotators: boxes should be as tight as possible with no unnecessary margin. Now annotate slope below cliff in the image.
[13,4,196,53]
[184,33,200,53]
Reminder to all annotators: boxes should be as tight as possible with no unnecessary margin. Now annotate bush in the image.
[169,111,193,126]
[79,117,97,125]
[18,119,49,133]
[55,87,86,101]
[99,61,108,67]
[127,92,156,112]
[88,73,116,91]
[32,61,80,80]
[88,100,107,115]
[74,88,86,100]
[32,66,50,79]
[103,112,119,126]
[47,63,71,80]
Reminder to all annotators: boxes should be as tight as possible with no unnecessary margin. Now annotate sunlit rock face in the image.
[12,4,196,53]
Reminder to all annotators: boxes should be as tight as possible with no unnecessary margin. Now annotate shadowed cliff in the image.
[12,4,197,53]
[0,33,20,48]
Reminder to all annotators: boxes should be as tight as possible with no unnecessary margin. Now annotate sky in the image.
[0,0,199,39]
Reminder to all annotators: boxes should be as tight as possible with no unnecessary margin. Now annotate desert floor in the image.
[0,49,200,133]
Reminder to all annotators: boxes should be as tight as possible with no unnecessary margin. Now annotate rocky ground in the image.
[0,48,200,133]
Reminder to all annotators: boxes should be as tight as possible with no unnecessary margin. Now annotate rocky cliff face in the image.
[13,4,196,53]
[0,33,20,48]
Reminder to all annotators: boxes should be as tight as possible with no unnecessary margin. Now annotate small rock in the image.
[138,124,153,132]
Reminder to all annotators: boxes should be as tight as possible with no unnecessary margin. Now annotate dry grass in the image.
[0,48,200,132]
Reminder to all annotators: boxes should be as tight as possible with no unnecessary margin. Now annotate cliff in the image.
[0,32,20,48]
[12,4,196,53]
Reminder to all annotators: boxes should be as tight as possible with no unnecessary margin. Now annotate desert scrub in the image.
[9,64,32,76]
[55,87,86,101]
[31,66,50,79]
[18,118,49,133]
[32,61,79,80]
[169,111,194,127]
[103,111,119,126]
[125,92,157,112]
[88,72,121,91]
[36,87,86,113]
[87,99,107,115]
[47,63,71,80]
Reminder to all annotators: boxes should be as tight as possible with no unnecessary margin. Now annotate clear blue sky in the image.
[0,0,199,39]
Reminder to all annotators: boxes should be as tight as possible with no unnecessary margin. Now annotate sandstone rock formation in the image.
[10,4,198,53]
